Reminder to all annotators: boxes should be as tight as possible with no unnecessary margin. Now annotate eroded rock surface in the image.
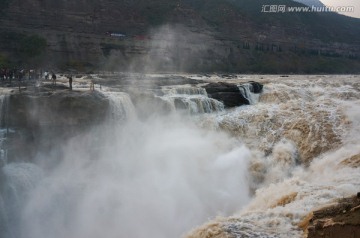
[3,88,109,162]
[305,196,360,238]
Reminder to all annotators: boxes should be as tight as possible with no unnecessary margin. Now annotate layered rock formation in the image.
[0,0,360,73]
[2,87,109,162]
[304,195,360,238]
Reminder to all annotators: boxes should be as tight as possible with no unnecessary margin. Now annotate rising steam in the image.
[18,112,251,238]
[104,24,214,72]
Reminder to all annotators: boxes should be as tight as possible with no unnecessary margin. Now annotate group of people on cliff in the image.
[1,68,61,86]
[0,67,95,92]
[0,68,25,82]
[0,68,56,82]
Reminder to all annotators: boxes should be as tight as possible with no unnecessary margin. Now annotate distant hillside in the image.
[0,0,359,73]
[293,0,325,7]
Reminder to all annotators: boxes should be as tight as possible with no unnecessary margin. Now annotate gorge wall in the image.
[0,0,360,73]
[1,89,109,164]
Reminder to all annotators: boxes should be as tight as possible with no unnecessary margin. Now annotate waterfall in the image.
[161,86,224,113]
[164,87,208,96]
[238,83,260,105]
[188,76,360,238]
[1,74,359,238]
[0,163,42,238]
[105,92,136,121]
[16,114,251,238]
[0,95,9,165]
[166,95,224,114]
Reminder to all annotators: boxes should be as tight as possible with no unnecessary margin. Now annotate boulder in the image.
[203,82,249,107]
[303,195,360,238]
[249,81,264,94]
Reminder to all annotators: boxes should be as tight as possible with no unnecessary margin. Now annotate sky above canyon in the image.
[321,0,360,18]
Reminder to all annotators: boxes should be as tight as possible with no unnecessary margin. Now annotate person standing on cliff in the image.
[68,75,73,90]
[51,72,56,86]
[90,80,95,92]
[44,71,49,80]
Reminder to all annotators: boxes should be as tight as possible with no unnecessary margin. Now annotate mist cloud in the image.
[20,113,251,238]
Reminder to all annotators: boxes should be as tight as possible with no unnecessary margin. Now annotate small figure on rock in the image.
[90,81,95,92]
[44,71,49,80]
[68,75,73,90]
[51,72,57,86]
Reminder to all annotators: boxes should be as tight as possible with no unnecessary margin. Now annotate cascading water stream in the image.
[161,86,224,114]
[0,95,9,165]
[188,76,360,238]
[237,83,260,105]
[164,87,208,96]
[105,92,137,121]
[0,86,249,238]
[0,163,43,238]
[1,75,359,238]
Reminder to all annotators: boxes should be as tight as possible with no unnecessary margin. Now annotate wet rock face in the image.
[8,91,109,128]
[129,92,173,119]
[339,154,360,168]
[203,82,249,107]
[249,81,263,94]
[306,196,360,238]
[203,81,263,108]
[5,90,109,162]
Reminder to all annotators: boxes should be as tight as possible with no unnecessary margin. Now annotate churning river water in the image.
[0,74,359,238]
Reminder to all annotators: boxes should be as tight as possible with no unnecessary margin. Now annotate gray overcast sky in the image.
[320,0,360,18]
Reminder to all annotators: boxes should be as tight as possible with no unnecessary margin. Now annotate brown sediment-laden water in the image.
[0,74,359,238]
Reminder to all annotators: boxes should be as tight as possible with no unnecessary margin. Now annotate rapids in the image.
[0,74,359,238]
[188,75,360,237]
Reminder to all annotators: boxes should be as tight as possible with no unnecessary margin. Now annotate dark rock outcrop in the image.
[203,81,264,108]
[249,81,263,94]
[203,82,249,108]
[8,90,109,128]
[4,90,109,162]
[303,195,360,238]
